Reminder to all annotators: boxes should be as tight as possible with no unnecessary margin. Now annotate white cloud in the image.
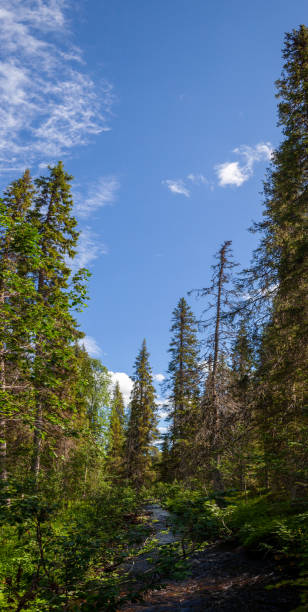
[70,227,107,271]
[0,1,113,172]
[216,142,273,187]
[154,373,165,383]
[75,176,120,218]
[216,161,248,187]
[109,371,134,406]
[162,179,190,198]
[79,335,101,357]
[158,425,168,434]
[187,173,208,185]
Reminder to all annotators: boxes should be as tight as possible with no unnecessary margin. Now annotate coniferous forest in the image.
[0,24,307,611]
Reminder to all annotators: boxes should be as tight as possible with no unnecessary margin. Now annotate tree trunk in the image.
[31,268,46,484]
[0,417,7,485]
[0,347,9,504]
[212,454,224,492]
[210,243,229,492]
[31,402,43,484]
[0,289,7,486]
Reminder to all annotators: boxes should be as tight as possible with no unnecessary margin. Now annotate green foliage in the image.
[126,339,158,487]
[0,485,141,610]
[160,484,229,541]
[158,483,308,606]
[76,350,111,442]
[241,25,308,494]
[154,542,190,581]
[161,484,308,556]
[107,381,126,478]
[164,297,200,480]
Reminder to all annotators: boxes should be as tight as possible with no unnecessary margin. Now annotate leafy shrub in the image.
[0,485,142,610]
[157,484,308,607]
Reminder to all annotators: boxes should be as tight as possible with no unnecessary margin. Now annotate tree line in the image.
[108,25,308,498]
[0,25,307,505]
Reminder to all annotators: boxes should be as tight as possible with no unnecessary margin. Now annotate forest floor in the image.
[119,504,300,611]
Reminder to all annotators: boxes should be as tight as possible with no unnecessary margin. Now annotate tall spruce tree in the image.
[165,297,200,480]
[0,171,41,488]
[30,162,88,482]
[126,340,157,487]
[247,26,308,495]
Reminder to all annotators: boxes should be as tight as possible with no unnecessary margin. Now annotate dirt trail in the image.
[120,504,299,611]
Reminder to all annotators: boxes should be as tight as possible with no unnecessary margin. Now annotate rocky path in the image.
[121,503,179,579]
[120,504,299,611]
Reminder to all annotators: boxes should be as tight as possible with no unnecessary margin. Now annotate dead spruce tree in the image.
[191,241,237,491]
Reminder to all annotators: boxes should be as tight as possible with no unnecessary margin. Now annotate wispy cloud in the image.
[75,176,120,218]
[71,177,119,270]
[187,173,208,185]
[163,173,211,197]
[70,227,107,271]
[162,179,190,198]
[79,335,101,357]
[0,1,113,172]
[109,371,134,407]
[216,142,272,187]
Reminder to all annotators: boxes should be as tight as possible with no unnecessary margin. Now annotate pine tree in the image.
[107,382,125,478]
[165,298,200,480]
[126,340,157,487]
[248,26,308,495]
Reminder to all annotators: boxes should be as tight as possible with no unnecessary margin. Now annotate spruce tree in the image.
[248,26,308,495]
[126,340,157,487]
[30,162,88,482]
[107,382,125,478]
[0,171,40,487]
[228,321,255,491]
[165,297,200,480]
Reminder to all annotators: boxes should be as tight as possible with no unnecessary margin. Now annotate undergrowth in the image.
[0,483,146,611]
[154,482,308,609]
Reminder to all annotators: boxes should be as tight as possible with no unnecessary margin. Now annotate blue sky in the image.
[1,0,307,414]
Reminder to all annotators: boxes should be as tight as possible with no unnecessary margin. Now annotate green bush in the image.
[0,485,142,610]
[157,484,308,608]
